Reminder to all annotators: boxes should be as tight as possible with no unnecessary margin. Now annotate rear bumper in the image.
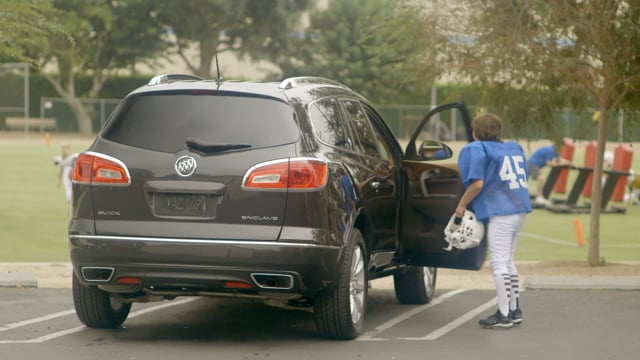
[69,235,341,298]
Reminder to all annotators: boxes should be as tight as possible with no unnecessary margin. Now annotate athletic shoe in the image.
[510,308,523,326]
[479,310,514,329]
[534,196,551,206]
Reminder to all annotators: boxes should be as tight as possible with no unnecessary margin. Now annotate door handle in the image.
[420,168,441,196]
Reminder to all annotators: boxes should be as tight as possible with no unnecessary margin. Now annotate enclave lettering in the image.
[242,216,279,221]
[97,210,121,216]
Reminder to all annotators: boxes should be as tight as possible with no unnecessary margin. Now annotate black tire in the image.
[393,266,437,304]
[72,272,131,328]
[314,229,367,340]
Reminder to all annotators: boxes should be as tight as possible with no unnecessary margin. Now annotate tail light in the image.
[72,152,131,185]
[242,158,327,191]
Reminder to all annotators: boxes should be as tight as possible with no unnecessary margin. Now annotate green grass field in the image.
[0,138,88,261]
[1,134,638,263]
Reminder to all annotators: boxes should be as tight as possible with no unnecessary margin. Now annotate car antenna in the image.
[215,52,223,88]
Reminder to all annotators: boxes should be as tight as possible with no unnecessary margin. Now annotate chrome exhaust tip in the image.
[81,267,115,282]
[250,273,294,290]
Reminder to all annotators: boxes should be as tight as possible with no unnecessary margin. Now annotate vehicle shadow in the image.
[95,288,418,343]
[105,297,320,342]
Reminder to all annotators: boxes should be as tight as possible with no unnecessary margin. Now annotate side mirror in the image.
[419,140,453,160]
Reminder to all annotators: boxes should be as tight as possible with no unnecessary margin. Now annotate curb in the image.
[0,272,38,288]
[0,262,71,289]
[2,262,640,290]
[524,276,640,290]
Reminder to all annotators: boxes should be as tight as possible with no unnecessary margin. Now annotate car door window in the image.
[362,105,397,165]
[406,102,473,160]
[341,99,381,158]
[309,98,352,149]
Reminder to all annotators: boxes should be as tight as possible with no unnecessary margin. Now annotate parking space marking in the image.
[0,309,76,332]
[0,297,198,344]
[408,296,496,340]
[361,289,527,341]
[357,289,468,341]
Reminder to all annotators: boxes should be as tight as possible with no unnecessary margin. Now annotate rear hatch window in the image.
[102,92,299,153]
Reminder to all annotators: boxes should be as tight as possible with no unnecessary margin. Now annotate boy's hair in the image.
[552,138,566,153]
[472,113,502,141]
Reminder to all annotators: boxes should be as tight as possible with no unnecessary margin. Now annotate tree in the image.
[36,0,167,135]
[435,0,640,265]
[292,0,434,103]
[0,0,67,64]
[153,0,311,79]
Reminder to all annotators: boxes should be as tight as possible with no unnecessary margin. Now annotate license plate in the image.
[154,194,207,217]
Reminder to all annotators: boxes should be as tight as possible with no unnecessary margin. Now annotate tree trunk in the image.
[587,106,609,266]
[196,37,215,78]
[65,96,93,135]
[44,72,93,136]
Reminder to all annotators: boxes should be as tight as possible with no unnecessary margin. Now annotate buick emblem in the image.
[175,156,197,177]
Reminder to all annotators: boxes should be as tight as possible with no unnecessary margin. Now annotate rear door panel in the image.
[400,161,487,270]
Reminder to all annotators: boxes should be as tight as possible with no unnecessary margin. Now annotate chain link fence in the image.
[39,97,120,133]
[0,63,31,129]
[1,62,638,140]
[379,105,640,142]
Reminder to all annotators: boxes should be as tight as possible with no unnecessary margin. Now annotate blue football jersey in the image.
[528,145,558,167]
[458,141,532,222]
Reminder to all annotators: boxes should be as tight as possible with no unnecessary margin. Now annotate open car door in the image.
[400,102,487,270]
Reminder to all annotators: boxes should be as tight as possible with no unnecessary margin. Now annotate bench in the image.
[4,117,57,132]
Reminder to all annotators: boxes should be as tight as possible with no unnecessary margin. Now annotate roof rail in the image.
[148,73,204,86]
[279,76,349,90]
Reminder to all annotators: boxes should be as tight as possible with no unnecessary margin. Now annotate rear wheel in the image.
[314,229,367,339]
[72,272,131,328]
[393,266,437,304]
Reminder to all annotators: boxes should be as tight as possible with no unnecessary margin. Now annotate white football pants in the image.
[488,213,527,316]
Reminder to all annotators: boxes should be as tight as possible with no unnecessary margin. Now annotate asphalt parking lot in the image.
[1,286,639,360]
[2,261,640,359]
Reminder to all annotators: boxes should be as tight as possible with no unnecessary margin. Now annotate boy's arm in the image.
[548,153,573,167]
[455,179,484,218]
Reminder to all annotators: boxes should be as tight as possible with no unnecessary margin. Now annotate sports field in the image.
[1,132,638,263]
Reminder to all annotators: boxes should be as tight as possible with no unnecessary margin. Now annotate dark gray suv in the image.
[69,74,485,339]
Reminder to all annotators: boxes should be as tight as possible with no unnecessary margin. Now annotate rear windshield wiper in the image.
[186,137,252,153]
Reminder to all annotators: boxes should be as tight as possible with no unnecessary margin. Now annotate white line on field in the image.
[521,232,576,246]
[521,231,640,248]
[601,244,640,248]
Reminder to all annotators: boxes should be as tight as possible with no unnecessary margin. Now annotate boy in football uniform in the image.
[454,113,532,329]
[54,144,77,216]
[527,143,572,205]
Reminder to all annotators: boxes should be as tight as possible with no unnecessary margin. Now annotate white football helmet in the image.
[443,210,484,251]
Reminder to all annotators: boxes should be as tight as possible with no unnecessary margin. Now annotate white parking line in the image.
[360,289,527,341]
[403,297,497,340]
[0,309,76,332]
[357,289,468,341]
[412,288,526,340]
[0,297,198,344]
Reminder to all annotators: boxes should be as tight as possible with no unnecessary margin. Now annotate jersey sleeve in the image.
[458,144,486,188]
